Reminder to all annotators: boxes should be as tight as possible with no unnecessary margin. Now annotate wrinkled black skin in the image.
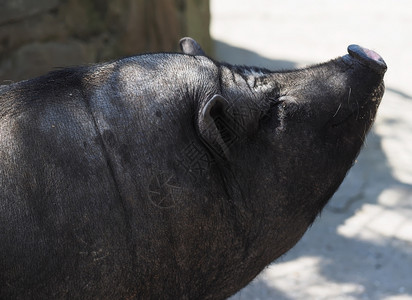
[0,38,385,299]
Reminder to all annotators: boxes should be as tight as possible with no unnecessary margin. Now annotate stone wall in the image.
[0,0,211,82]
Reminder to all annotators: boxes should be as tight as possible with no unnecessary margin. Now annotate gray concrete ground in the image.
[210,1,412,299]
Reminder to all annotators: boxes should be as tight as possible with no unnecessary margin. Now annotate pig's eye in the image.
[278,95,297,104]
[259,96,285,127]
[277,95,300,114]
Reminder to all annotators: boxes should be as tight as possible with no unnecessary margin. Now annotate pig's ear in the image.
[197,94,235,161]
[179,37,206,56]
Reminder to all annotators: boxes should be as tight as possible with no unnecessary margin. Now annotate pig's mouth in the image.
[327,104,360,129]
[328,84,384,128]
[327,45,386,128]
[328,107,356,128]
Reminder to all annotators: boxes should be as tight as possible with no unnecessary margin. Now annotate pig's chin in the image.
[327,106,376,130]
[327,104,374,128]
[325,106,357,128]
[327,81,384,129]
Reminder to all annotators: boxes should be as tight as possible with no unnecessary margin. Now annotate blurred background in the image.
[1,0,411,299]
[0,0,212,82]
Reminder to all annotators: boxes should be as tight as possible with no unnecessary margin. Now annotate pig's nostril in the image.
[347,44,387,74]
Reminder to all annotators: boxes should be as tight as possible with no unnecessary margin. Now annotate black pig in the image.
[0,38,386,299]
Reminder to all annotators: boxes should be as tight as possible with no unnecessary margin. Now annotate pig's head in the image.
[179,38,386,264]
[82,39,386,298]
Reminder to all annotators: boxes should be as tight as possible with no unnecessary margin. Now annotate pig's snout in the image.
[347,44,387,74]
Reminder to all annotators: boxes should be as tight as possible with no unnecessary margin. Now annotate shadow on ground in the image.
[213,40,412,299]
[268,124,412,299]
[214,40,297,70]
